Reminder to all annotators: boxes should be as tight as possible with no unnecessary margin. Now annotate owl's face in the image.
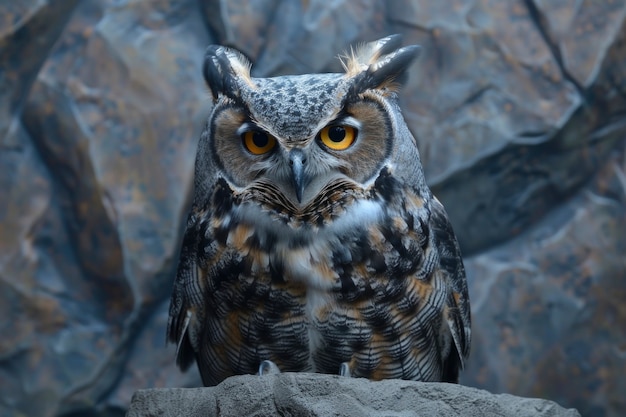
[197,36,424,218]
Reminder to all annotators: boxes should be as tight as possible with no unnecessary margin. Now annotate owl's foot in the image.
[339,362,351,377]
[258,360,281,376]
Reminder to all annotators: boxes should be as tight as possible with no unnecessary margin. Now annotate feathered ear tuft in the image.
[203,45,254,101]
[341,34,421,94]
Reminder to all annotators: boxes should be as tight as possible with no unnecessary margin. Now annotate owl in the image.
[167,35,471,386]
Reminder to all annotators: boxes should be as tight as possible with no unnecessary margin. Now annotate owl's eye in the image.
[242,131,276,155]
[319,125,356,151]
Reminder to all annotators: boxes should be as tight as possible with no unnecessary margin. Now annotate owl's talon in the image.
[339,362,351,377]
[258,360,281,376]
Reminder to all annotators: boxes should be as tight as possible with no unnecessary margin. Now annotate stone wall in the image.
[1,1,625,416]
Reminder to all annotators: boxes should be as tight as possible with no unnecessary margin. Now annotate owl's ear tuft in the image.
[203,45,254,100]
[343,35,421,94]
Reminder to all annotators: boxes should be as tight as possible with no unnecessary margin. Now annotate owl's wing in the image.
[167,212,201,371]
[430,198,471,370]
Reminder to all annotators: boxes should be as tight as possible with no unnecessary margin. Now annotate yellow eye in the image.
[319,125,356,151]
[242,131,276,155]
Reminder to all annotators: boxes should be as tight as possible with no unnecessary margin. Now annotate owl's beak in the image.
[289,149,308,203]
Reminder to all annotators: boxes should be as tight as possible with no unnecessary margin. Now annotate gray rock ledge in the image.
[126,373,580,417]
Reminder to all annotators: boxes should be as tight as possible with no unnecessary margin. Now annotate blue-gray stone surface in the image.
[1,1,625,416]
[126,373,581,417]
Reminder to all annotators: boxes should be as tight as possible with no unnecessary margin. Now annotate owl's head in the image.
[195,35,424,215]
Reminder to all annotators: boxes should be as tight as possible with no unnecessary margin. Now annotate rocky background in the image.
[1,1,625,416]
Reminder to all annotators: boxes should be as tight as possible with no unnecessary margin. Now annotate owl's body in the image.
[168,35,471,386]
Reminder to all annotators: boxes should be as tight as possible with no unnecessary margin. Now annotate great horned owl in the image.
[168,35,471,386]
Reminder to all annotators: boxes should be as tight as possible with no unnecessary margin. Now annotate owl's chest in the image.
[212,198,393,291]
[208,195,427,312]
[203,197,437,375]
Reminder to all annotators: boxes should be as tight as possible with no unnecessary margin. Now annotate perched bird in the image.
[167,35,471,386]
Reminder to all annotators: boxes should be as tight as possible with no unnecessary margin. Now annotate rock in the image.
[126,373,581,417]
[1,1,208,416]
[1,1,625,417]
[461,149,626,415]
